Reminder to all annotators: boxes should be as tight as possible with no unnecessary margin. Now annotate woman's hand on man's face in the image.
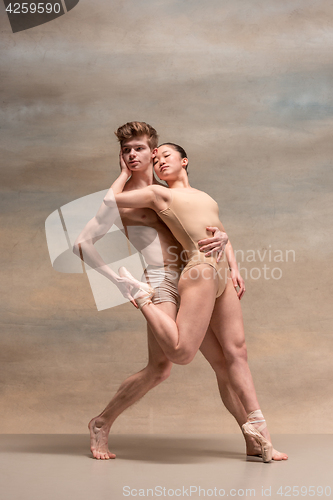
[119,151,132,178]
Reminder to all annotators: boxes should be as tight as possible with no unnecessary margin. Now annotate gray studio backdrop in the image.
[1,0,332,433]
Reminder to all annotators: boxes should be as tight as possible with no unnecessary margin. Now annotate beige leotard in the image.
[158,189,229,297]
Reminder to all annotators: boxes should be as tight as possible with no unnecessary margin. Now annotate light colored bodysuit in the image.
[122,218,181,308]
[143,264,180,307]
[158,189,230,297]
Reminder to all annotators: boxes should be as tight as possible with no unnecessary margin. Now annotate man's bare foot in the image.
[88,417,116,460]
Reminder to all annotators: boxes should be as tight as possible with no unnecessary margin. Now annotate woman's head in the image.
[154,143,189,182]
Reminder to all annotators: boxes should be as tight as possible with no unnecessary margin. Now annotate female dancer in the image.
[104,143,287,462]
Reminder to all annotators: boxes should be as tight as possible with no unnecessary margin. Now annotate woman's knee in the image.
[224,341,248,364]
[210,357,228,378]
[172,347,197,365]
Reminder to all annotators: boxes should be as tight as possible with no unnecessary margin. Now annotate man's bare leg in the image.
[89,284,287,460]
[88,302,177,459]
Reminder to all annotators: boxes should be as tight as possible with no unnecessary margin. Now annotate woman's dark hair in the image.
[158,143,189,172]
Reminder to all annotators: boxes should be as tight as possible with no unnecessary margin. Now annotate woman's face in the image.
[153,145,187,180]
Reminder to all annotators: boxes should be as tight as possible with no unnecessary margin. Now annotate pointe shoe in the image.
[242,410,273,463]
[133,287,155,309]
[118,267,155,309]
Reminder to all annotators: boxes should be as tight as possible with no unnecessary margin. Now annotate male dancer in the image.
[74,121,287,461]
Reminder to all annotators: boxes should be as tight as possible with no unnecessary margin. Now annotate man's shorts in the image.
[142,265,180,307]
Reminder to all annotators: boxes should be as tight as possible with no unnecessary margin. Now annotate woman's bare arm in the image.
[224,240,246,299]
[209,220,245,299]
[104,183,170,211]
[198,220,245,300]
[104,185,155,209]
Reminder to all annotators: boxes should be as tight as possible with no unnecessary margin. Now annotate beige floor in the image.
[0,435,332,500]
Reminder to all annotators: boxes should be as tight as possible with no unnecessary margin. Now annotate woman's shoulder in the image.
[149,184,172,207]
[181,187,218,203]
[150,184,170,196]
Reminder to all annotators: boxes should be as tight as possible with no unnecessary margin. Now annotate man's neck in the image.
[126,165,154,189]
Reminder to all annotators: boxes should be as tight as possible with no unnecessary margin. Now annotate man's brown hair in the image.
[115,121,158,150]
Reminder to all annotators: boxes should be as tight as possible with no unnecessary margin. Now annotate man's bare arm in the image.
[73,200,119,280]
[198,226,229,262]
[73,187,139,307]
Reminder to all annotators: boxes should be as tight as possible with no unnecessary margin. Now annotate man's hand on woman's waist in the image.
[198,227,228,263]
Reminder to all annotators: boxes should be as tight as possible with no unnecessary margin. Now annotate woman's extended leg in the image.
[139,265,219,364]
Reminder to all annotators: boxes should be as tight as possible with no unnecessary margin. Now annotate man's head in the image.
[115,121,158,150]
[115,121,158,173]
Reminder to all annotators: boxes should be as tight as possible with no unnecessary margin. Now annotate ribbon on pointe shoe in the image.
[242,410,273,463]
[133,287,155,310]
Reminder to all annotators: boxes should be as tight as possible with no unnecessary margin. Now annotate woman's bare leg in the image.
[140,265,218,364]
[200,326,287,460]
[200,326,248,425]
[200,327,261,455]
[210,279,259,412]
[207,279,288,460]
[137,266,287,459]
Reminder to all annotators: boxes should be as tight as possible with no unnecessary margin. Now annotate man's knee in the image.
[149,360,172,384]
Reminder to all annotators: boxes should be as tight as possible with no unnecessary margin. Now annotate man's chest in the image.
[118,207,160,228]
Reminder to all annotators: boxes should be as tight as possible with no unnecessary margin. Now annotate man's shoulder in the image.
[123,179,153,192]
[152,177,167,188]
[123,181,165,195]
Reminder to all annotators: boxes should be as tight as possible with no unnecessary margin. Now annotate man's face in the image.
[121,135,155,171]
